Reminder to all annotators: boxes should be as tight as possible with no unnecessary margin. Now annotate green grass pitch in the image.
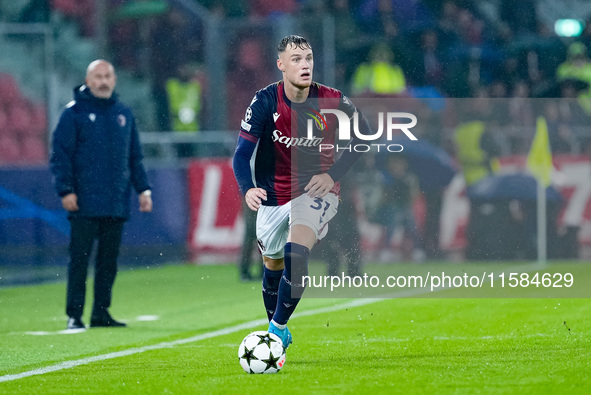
[1,262,590,394]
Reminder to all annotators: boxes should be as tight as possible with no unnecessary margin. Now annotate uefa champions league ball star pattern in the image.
[238,331,286,374]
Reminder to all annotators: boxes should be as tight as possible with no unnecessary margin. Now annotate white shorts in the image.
[256,193,339,259]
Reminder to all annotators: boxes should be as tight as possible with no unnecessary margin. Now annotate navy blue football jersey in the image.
[237,81,359,205]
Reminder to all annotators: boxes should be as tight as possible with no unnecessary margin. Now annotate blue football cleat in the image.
[268,321,293,349]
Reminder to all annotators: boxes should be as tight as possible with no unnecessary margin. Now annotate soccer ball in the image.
[238,331,286,374]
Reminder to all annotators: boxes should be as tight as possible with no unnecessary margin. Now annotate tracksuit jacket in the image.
[50,85,150,219]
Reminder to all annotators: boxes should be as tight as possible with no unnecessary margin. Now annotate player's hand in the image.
[245,188,267,211]
[305,173,334,198]
[61,193,79,211]
[139,194,153,212]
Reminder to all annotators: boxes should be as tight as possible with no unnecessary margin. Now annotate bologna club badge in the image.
[118,114,127,127]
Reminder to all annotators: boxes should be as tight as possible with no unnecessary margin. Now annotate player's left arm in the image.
[306,95,370,198]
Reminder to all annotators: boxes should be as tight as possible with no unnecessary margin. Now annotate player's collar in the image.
[280,81,318,107]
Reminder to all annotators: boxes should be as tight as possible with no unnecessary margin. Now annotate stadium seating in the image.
[0,72,48,165]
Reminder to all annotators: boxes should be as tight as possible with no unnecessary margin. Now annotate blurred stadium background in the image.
[2,0,591,284]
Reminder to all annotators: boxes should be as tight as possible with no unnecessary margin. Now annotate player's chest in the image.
[267,103,337,139]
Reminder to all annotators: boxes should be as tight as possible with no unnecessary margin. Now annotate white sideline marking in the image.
[23,331,53,336]
[0,298,383,383]
[136,315,160,321]
[17,316,160,337]
[21,329,88,336]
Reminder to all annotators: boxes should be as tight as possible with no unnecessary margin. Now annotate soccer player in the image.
[232,35,371,348]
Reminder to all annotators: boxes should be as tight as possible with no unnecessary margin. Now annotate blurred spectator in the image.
[399,113,451,260]
[488,80,507,98]
[454,114,503,260]
[148,9,203,131]
[580,16,591,54]
[454,112,501,187]
[52,0,95,36]
[436,0,461,48]
[166,63,203,132]
[435,1,502,95]
[558,78,589,99]
[497,55,526,91]
[199,0,250,17]
[238,200,261,281]
[455,7,484,46]
[357,0,400,41]
[556,42,591,114]
[543,101,577,154]
[317,171,363,276]
[556,80,591,138]
[251,0,298,17]
[227,37,274,129]
[526,50,544,90]
[357,0,434,37]
[557,42,591,85]
[350,42,407,96]
[507,81,535,153]
[108,17,142,74]
[435,1,485,47]
[371,155,425,263]
[431,1,477,96]
[409,29,445,89]
[330,0,369,86]
[19,0,50,23]
[499,0,539,38]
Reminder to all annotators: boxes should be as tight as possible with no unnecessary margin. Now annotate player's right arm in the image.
[232,92,268,211]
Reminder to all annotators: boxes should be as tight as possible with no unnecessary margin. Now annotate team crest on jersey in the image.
[244,107,252,122]
[118,114,127,127]
[306,109,327,131]
[88,113,96,122]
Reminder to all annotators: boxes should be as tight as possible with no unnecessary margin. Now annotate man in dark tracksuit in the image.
[50,60,152,330]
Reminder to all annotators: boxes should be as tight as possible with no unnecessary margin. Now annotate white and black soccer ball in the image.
[238,331,286,374]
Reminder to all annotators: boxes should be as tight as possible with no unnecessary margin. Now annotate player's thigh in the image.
[256,203,291,259]
[290,193,339,241]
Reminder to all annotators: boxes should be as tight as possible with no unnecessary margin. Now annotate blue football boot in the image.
[268,320,293,349]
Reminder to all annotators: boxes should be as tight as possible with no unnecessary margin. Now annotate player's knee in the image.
[263,256,284,271]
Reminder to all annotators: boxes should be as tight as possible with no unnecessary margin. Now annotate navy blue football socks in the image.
[272,242,310,325]
[262,266,283,321]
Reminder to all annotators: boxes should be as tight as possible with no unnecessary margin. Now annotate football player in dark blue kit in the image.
[233,35,371,348]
